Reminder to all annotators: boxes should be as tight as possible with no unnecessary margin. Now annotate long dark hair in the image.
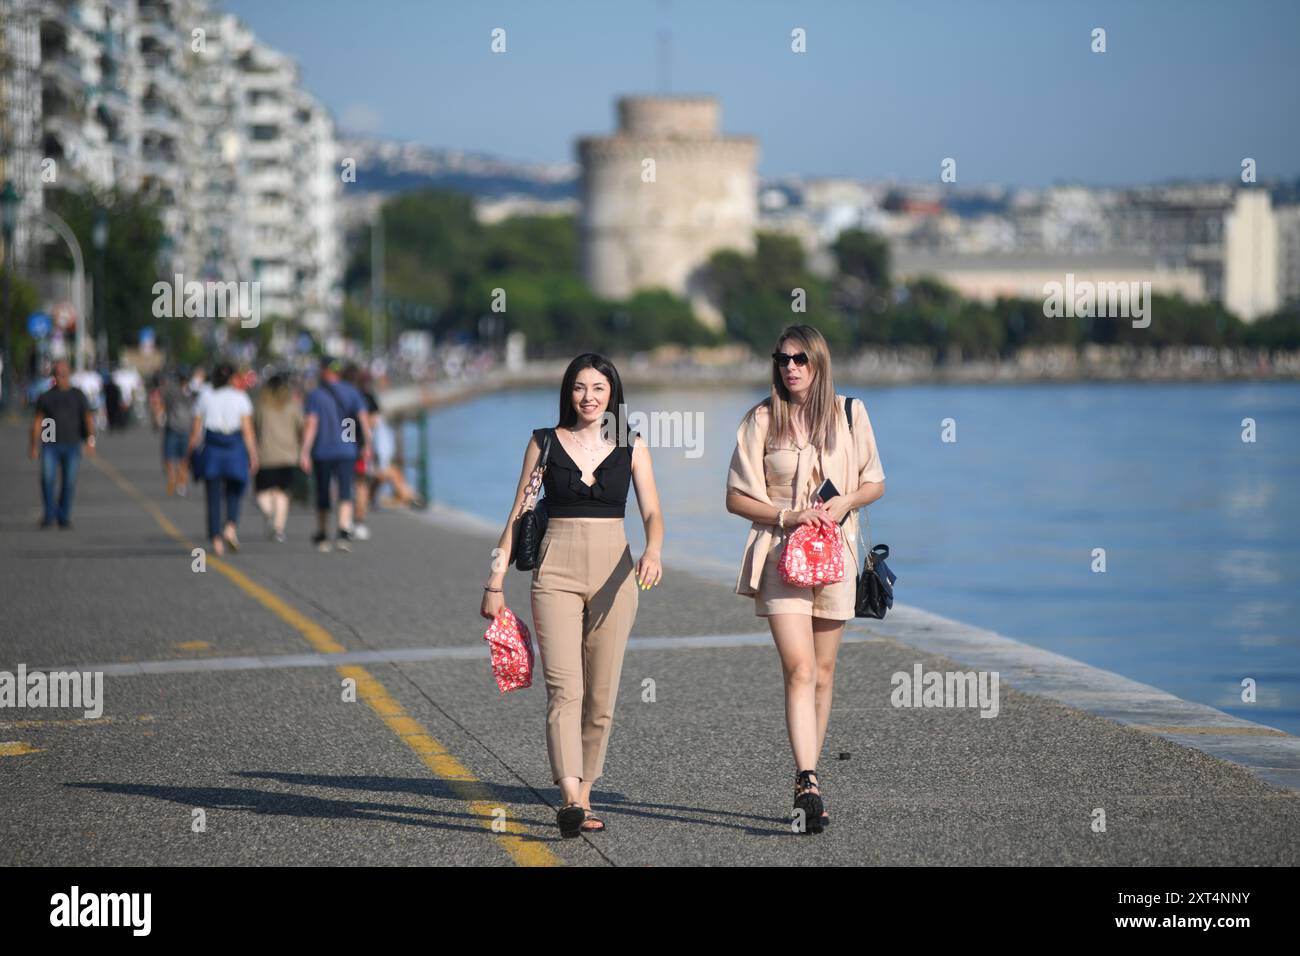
[212,362,235,389]
[556,353,635,446]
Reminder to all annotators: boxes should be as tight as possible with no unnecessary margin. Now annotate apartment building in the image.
[0,0,341,335]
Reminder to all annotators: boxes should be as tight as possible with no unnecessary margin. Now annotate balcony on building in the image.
[245,137,292,162]
[41,83,85,124]
[247,164,294,195]
[39,23,88,101]
[39,0,81,38]
[139,35,181,83]
[140,91,184,140]
[136,0,178,30]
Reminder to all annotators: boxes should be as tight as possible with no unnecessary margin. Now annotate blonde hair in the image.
[258,375,292,411]
[758,324,838,454]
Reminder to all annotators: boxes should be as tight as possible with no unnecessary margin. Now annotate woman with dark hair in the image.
[480,353,664,838]
[188,362,258,556]
[725,324,886,834]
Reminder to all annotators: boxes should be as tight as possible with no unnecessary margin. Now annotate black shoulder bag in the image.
[845,399,897,619]
[512,429,552,571]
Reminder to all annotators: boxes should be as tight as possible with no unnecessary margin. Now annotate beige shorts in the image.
[754,524,856,620]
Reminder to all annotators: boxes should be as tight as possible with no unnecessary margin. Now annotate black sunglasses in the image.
[772,351,809,368]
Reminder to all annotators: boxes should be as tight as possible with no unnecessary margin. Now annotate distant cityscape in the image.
[353,102,1300,331]
[1,0,1297,370]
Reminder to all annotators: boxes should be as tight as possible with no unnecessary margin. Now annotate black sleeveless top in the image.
[533,427,634,518]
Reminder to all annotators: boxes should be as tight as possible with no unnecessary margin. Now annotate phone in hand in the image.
[814,478,852,526]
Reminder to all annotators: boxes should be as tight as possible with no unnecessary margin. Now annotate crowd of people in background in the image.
[28,355,425,546]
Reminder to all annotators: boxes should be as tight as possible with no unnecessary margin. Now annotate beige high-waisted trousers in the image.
[529,517,639,783]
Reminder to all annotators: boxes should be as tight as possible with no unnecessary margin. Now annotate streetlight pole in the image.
[1,180,20,412]
[36,211,86,373]
[92,208,107,366]
[371,205,384,358]
[158,234,175,363]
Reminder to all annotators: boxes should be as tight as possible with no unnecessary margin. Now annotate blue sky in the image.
[219,0,1300,187]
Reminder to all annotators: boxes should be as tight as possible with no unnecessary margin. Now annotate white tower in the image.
[577,95,758,330]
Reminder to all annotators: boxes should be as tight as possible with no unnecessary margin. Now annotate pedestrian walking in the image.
[480,353,664,837]
[158,369,196,497]
[28,359,96,529]
[342,363,379,540]
[725,324,886,834]
[298,357,370,553]
[253,373,303,543]
[188,362,258,556]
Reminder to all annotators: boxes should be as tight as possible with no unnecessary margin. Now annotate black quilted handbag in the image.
[855,541,896,619]
[845,399,897,619]
[512,429,552,571]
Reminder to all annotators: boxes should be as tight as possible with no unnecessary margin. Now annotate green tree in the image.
[833,228,891,288]
[1,266,41,387]
[43,186,165,360]
[483,215,578,274]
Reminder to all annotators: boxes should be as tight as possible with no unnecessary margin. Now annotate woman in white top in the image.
[187,362,259,555]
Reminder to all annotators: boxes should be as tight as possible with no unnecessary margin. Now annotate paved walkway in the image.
[2,420,1297,865]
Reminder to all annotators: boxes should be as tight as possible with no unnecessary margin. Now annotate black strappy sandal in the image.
[793,769,825,835]
[812,768,830,831]
[581,809,606,833]
[557,802,586,839]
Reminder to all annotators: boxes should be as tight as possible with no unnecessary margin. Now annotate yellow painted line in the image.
[335,665,555,865]
[93,456,560,866]
[0,715,154,730]
[175,640,211,651]
[0,742,42,756]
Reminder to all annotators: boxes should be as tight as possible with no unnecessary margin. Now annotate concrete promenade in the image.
[2,420,1297,866]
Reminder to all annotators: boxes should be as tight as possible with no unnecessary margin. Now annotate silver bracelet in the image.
[777,507,788,530]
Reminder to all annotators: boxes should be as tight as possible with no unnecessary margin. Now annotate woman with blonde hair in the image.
[725,324,886,833]
[480,353,664,837]
[254,373,303,543]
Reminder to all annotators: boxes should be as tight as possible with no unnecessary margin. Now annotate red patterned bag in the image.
[779,521,845,587]
[483,607,535,693]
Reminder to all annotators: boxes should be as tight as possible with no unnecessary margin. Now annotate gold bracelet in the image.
[777,507,788,530]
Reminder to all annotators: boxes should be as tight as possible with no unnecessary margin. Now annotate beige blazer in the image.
[726,393,885,596]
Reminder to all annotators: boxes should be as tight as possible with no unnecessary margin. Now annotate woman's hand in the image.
[817,496,852,525]
[794,507,836,529]
[636,550,662,590]
[480,588,505,620]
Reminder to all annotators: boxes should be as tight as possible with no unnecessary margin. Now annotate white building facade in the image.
[0,0,341,336]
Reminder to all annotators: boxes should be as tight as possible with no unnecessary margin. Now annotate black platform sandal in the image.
[793,769,825,835]
[557,802,586,839]
[813,769,830,830]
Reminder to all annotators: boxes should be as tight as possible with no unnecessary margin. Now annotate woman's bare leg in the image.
[273,490,289,533]
[769,613,820,771]
[811,616,846,757]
